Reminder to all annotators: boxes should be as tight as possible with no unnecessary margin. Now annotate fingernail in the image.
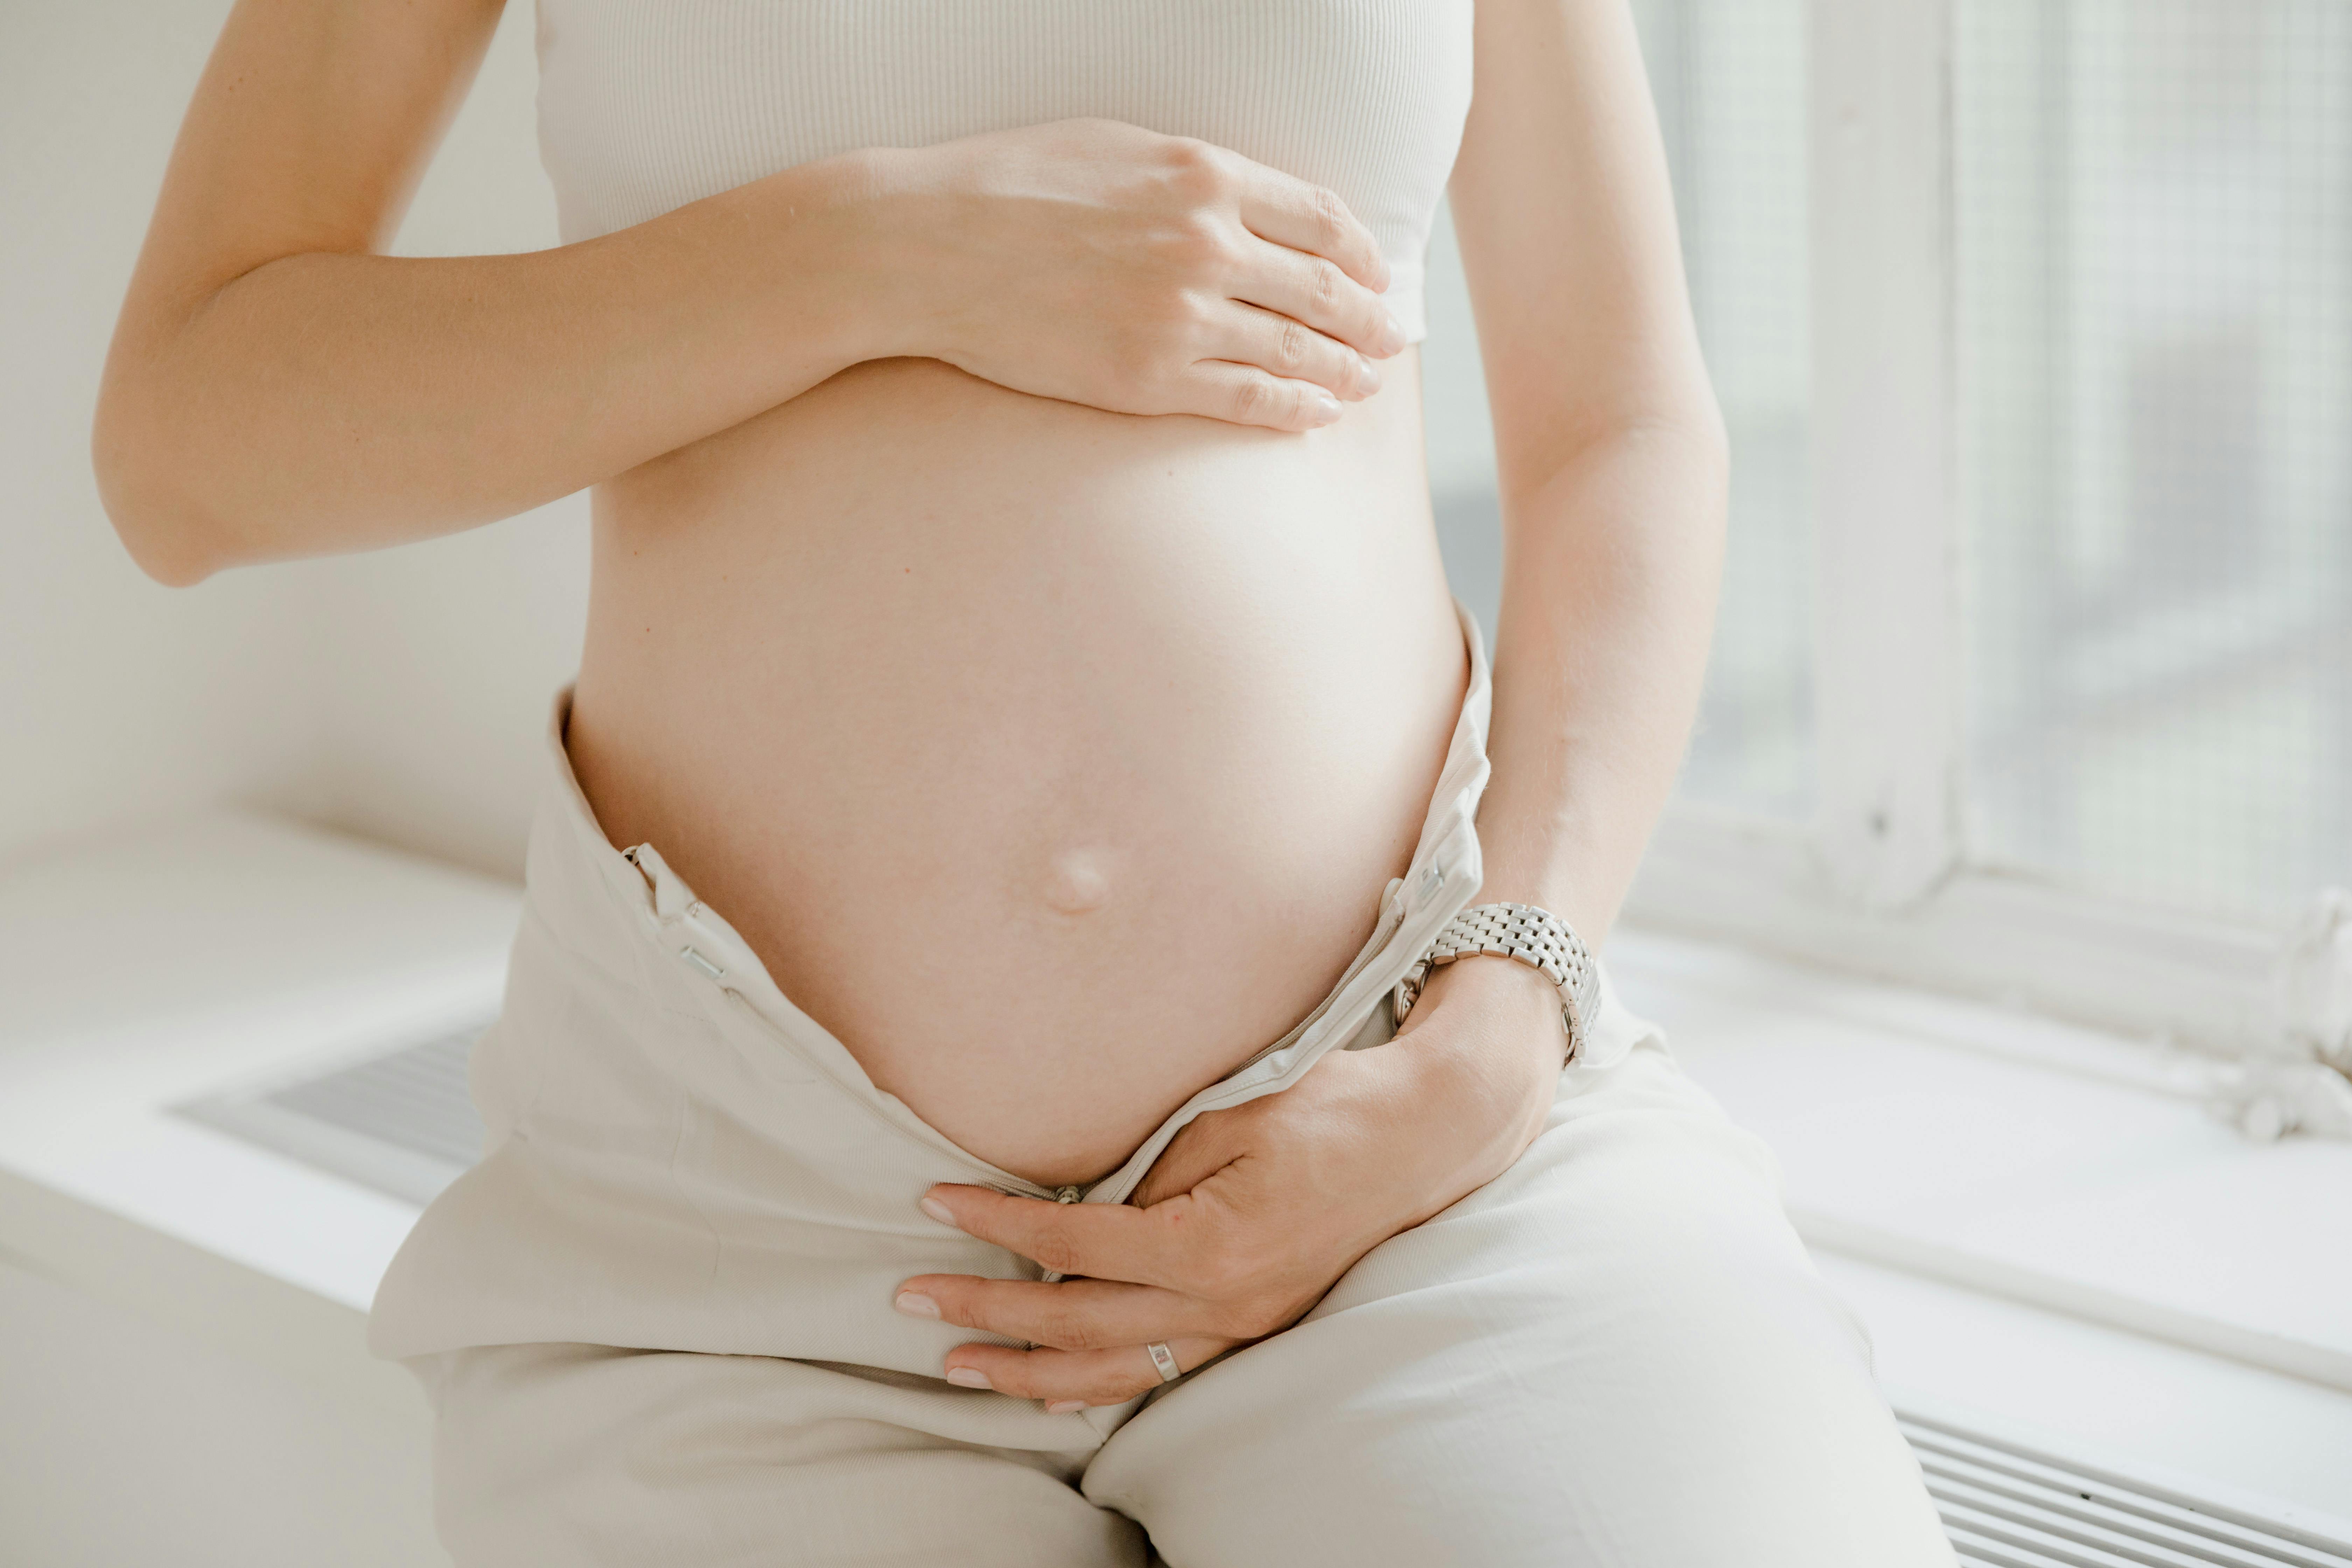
[893,1291,940,1319]
[1380,312,1408,355]
[1355,356,1381,396]
[945,1367,993,1390]
[918,1195,958,1227]
[1310,391,1343,426]
[1046,1400,1086,1415]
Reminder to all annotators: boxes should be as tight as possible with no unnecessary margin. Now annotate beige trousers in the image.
[370,606,1954,1566]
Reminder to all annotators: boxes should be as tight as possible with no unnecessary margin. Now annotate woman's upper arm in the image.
[113,0,505,333]
[1446,0,1724,486]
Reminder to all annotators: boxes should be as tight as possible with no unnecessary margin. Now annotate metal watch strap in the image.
[1391,902,1600,1062]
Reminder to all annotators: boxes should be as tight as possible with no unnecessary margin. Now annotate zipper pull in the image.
[1035,1185,1084,1284]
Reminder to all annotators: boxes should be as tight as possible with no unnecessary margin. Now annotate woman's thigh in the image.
[1080,1042,1957,1568]
[419,1341,1146,1568]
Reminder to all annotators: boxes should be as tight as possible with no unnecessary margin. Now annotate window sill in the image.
[1610,926,2352,1513]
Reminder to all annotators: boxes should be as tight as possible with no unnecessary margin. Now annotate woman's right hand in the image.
[859,119,1408,432]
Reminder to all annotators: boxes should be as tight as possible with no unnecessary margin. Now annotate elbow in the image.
[1670,384,1731,476]
[103,498,223,589]
[1601,374,1730,479]
[1618,400,1731,559]
[91,383,228,588]
[1659,393,1731,512]
[123,536,219,590]
[1518,394,1730,509]
[1499,353,1731,506]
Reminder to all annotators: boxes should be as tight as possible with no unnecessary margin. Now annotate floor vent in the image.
[1901,1409,2352,1568]
[177,1020,491,1206]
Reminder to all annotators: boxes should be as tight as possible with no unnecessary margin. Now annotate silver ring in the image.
[1145,1340,1181,1384]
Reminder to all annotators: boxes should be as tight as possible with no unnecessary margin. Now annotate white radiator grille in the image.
[180,1031,2352,1566]
[1904,1410,2352,1568]
[261,1027,484,1169]
[178,1021,490,1206]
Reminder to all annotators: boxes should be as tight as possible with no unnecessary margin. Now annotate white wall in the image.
[1,0,589,884]
[1,0,327,860]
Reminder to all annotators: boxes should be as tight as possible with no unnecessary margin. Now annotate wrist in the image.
[745,146,937,368]
[1391,959,1564,1170]
[820,143,971,366]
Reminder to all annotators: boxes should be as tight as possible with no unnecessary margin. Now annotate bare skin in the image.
[566,348,1463,1183]
[98,0,1725,1414]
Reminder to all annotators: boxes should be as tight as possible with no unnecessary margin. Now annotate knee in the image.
[1085,1056,1952,1567]
[1324,1049,1856,1359]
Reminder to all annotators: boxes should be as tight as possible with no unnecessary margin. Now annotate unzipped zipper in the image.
[627,842,1058,1206]
[1036,1184,1085,1282]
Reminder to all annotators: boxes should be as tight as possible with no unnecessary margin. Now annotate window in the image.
[1637,0,1814,822]
[1959,0,2352,926]
[1424,0,2352,1055]
[1426,0,1814,823]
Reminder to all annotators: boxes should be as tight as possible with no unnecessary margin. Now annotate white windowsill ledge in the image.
[1606,928,2352,1517]
[0,814,2345,1519]
[1606,931,2352,1385]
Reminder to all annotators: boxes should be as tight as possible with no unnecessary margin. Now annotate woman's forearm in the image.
[98,0,1401,588]
[1476,416,1728,946]
[94,155,890,585]
[1438,0,1727,954]
[99,0,1407,590]
[1373,419,1722,1164]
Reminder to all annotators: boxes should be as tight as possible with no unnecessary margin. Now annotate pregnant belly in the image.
[566,354,1465,1186]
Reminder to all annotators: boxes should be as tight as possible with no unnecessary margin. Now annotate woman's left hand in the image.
[892,957,1568,1410]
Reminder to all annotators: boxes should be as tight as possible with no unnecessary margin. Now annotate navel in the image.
[1041,848,1114,915]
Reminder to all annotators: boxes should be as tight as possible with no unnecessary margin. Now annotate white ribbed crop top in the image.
[532,1,1475,341]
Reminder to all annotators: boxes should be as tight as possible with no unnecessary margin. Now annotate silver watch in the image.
[1392,902,1600,1062]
